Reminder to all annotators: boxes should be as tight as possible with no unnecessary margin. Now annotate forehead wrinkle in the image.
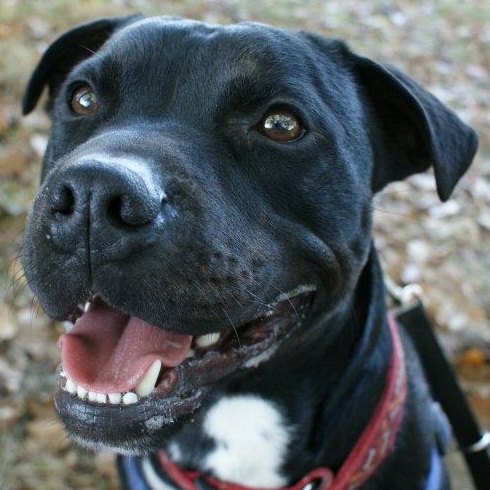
[215,43,299,110]
[223,72,280,111]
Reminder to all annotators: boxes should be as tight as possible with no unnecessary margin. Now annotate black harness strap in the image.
[394,300,490,490]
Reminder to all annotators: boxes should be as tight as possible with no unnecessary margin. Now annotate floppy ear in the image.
[353,55,478,201]
[22,14,142,115]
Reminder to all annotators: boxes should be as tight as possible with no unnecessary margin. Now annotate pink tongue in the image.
[59,303,193,393]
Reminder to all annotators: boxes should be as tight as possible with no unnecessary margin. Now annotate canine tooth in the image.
[65,379,77,394]
[77,386,88,399]
[195,332,221,348]
[84,301,91,312]
[108,393,122,405]
[122,392,139,405]
[186,348,195,358]
[136,360,162,398]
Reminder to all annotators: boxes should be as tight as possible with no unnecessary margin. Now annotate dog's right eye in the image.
[70,85,99,116]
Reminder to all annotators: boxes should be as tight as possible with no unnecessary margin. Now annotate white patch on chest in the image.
[202,394,291,488]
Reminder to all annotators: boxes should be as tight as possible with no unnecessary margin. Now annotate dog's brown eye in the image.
[70,85,98,115]
[259,107,304,142]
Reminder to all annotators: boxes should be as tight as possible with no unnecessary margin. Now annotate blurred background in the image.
[0,1,488,488]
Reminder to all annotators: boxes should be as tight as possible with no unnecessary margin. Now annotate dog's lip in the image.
[55,286,316,446]
[54,386,206,453]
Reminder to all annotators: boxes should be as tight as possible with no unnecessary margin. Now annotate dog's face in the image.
[22,16,477,456]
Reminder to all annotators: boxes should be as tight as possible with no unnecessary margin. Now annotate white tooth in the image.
[108,393,122,405]
[77,386,88,399]
[65,379,77,394]
[136,360,162,398]
[96,393,107,404]
[60,370,67,378]
[186,348,195,358]
[88,391,98,402]
[62,321,74,332]
[84,301,91,312]
[122,392,139,405]
[196,332,221,348]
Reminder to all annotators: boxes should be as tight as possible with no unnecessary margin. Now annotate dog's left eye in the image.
[258,107,305,142]
[70,85,99,115]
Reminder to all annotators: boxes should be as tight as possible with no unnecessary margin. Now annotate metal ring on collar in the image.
[383,274,427,307]
[462,431,490,454]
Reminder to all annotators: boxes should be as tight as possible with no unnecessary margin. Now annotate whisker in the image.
[243,288,268,308]
[219,305,241,347]
[6,252,29,306]
[286,296,300,323]
[240,273,284,311]
[80,44,105,61]
[29,296,42,328]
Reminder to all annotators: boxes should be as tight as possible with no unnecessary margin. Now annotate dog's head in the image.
[22,16,477,453]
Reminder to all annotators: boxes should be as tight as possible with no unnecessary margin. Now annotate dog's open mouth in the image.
[56,286,315,424]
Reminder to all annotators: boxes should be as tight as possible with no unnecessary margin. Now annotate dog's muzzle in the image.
[55,286,315,451]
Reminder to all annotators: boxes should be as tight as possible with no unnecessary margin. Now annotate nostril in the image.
[107,193,162,229]
[107,196,131,228]
[51,185,76,216]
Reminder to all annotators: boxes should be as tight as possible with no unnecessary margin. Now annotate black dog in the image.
[22,15,477,489]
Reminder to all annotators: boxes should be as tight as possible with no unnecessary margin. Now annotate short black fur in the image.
[22,15,477,489]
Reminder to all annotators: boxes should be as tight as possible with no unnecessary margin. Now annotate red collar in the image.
[157,315,407,490]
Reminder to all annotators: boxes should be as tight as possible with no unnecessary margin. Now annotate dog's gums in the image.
[58,287,315,408]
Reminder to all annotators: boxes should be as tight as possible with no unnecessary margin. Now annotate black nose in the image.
[45,157,166,258]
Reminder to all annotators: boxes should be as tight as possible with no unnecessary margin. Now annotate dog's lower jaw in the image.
[55,388,205,455]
